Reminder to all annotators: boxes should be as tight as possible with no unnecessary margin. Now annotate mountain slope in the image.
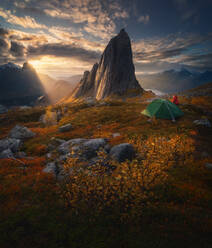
[38,74,78,103]
[0,62,47,106]
[138,69,212,93]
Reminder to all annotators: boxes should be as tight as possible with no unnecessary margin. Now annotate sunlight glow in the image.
[28,56,92,78]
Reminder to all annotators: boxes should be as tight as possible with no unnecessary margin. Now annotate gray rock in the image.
[43,162,57,175]
[46,153,52,159]
[81,138,108,160]
[0,148,14,159]
[58,138,87,154]
[109,143,135,162]
[193,119,211,127]
[9,125,35,139]
[205,163,212,169]
[83,138,107,151]
[0,138,22,152]
[58,123,72,132]
[0,105,8,114]
[58,153,71,162]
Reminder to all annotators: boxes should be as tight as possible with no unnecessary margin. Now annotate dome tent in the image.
[141,99,183,121]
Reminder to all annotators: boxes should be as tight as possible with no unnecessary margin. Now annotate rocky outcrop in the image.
[43,136,136,179]
[9,125,35,139]
[109,143,135,163]
[70,29,143,100]
[0,125,35,159]
[58,123,72,132]
[0,138,22,153]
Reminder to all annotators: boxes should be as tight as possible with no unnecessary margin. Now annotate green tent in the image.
[141,99,183,121]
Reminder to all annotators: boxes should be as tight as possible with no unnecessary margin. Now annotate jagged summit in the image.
[70,29,143,101]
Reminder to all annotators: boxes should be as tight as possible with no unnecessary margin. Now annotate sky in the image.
[0,0,212,79]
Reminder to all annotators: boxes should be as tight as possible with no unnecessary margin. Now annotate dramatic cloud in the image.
[133,33,212,72]
[0,8,46,29]
[137,15,150,24]
[27,43,101,63]
[10,41,25,57]
[0,0,211,76]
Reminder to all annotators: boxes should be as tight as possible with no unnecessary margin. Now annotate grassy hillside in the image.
[0,95,212,248]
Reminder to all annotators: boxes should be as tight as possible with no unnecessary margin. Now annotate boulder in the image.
[0,148,14,159]
[58,138,87,155]
[0,138,22,152]
[9,125,35,139]
[193,119,211,127]
[109,143,135,162]
[43,162,57,176]
[81,138,108,160]
[58,123,72,132]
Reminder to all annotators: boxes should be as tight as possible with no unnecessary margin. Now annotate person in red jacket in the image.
[172,95,179,105]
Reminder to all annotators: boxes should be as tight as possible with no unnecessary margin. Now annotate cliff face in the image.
[71,29,143,100]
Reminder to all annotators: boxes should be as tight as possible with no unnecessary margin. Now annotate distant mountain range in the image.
[38,73,78,103]
[0,62,79,106]
[0,62,47,106]
[137,69,212,94]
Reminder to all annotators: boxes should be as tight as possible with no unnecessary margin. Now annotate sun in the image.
[28,59,43,70]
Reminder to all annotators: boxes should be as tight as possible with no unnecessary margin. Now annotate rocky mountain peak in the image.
[70,29,143,100]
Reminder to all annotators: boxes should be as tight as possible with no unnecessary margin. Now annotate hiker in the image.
[172,95,179,105]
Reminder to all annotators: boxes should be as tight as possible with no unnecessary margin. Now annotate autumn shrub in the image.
[59,134,195,222]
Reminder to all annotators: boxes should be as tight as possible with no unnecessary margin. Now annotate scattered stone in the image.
[112,133,121,138]
[193,119,211,127]
[0,148,14,159]
[109,143,135,163]
[58,123,72,132]
[46,153,52,159]
[0,105,8,114]
[9,125,35,139]
[205,163,212,169]
[0,138,22,153]
[43,162,57,175]
[58,138,87,155]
